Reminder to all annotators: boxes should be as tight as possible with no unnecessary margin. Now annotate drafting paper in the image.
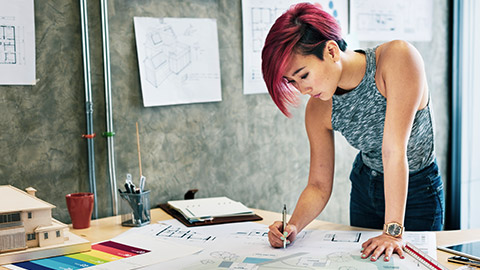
[133,17,222,107]
[352,0,433,41]
[242,0,349,95]
[121,220,438,269]
[0,0,35,85]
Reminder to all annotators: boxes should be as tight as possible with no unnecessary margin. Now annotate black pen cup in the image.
[119,190,151,227]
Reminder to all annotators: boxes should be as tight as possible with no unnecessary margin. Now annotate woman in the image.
[261,3,444,262]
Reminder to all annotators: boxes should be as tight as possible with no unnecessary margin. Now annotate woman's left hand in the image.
[361,234,405,262]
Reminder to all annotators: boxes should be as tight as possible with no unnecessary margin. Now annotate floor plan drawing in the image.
[356,11,396,32]
[242,0,349,94]
[0,0,35,85]
[250,7,284,53]
[134,17,221,107]
[155,224,217,243]
[353,0,433,41]
[0,24,17,64]
[121,220,437,270]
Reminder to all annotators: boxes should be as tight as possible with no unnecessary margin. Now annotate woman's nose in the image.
[299,86,312,95]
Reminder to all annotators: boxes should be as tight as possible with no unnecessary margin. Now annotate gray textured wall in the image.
[0,0,449,226]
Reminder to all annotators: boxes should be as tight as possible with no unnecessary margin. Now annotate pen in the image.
[282,204,287,249]
[448,256,480,267]
[139,175,146,193]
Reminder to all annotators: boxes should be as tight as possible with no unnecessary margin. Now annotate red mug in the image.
[65,193,94,229]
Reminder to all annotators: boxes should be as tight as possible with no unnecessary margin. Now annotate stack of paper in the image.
[167,197,253,223]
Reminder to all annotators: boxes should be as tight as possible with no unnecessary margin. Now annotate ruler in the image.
[404,242,449,270]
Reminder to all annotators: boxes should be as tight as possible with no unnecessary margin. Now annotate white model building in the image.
[0,185,68,253]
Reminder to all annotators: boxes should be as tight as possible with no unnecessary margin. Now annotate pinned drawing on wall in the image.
[242,0,349,95]
[0,0,36,85]
[351,0,433,41]
[133,17,222,107]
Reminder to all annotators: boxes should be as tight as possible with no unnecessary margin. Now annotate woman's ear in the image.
[325,40,340,62]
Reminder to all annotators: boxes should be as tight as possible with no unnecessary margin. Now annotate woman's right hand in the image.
[268,221,298,247]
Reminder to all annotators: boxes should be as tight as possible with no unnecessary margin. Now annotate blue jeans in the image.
[349,153,444,231]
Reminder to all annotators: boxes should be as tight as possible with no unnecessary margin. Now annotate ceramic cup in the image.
[65,192,94,229]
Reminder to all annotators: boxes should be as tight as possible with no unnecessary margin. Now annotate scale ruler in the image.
[404,242,449,270]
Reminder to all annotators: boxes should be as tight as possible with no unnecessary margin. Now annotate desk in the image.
[69,208,479,270]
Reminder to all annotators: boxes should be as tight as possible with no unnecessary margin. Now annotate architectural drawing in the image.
[154,224,216,243]
[250,7,284,53]
[0,185,68,253]
[131,220,436,269]
[357,12,396,32]
[324,232,361,242]
[142,22,192,88]
[242,0,349,94]
[134,17,221,107]
[352,0,433,41]
[0,0,35,85]
[250,1,344,53]
[0,24,17,64]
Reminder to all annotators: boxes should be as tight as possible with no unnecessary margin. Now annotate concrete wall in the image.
[0,0,450,225]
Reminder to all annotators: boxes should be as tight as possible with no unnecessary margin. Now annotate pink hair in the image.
[261,2,345,117]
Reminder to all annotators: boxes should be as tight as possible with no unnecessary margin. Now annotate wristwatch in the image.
[383,222,404,238]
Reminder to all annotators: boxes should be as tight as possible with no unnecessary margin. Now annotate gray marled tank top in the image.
[331,47,435,173]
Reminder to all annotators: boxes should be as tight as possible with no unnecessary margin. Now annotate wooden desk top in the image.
[69,208,480,270]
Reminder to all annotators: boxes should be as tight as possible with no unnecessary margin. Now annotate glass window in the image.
[28,212,32,219]
[27,233,36,241]
[56,230,61,237]
[11,213,20,222]
[44,232,48,239]
[0,213,21,224]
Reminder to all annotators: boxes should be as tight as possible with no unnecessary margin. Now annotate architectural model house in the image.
[0,185,68,253]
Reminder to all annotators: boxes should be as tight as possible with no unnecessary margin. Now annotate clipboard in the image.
[158,203,263,227]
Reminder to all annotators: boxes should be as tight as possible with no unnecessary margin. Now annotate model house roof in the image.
[0,185,55,213]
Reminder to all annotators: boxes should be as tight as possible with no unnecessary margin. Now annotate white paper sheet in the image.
[241,0,349,95]
[351,0,433,41]
[133,17,222,107]
[167,197,253,221]
[0,0,35,85]
[123,220,438,270]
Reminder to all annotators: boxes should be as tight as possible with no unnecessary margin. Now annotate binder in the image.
[158,203,262,227]
[167,197,254,221]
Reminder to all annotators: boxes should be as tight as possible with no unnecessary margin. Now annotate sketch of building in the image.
[0,185,68,253]
[0,24,16,64]
[143,22,191,88]
[134,17,221,107]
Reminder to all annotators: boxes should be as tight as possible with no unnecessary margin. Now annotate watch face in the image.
[387,224,401,236]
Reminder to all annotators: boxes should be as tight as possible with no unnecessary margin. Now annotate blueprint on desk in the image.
[115,219,437,270]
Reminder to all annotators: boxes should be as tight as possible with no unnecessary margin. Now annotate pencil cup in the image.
[119,190,151,227]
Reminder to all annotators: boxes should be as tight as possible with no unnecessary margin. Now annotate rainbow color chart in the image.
[8,240,150,270]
